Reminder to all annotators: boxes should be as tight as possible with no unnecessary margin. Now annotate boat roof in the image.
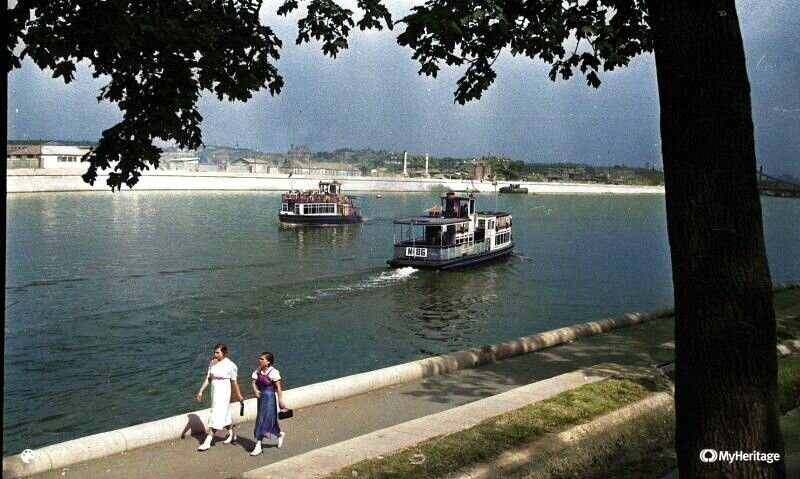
[393,216,470,225]
[440,193,472,200]
[476,211,511,217]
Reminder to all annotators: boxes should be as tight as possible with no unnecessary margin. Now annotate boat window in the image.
[424,226,442,245]
[478,219,485,228]
[443,225,456,245]
[454,233,474,245]
[494,231,511,245]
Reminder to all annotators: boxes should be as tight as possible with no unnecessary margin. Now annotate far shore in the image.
[6,168,665,195]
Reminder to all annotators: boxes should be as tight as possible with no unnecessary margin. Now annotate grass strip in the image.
[775,286,800,340]
[779,353,800,413]
[516,403,676,479]
[524,353,800,479]
[325,377,661,479]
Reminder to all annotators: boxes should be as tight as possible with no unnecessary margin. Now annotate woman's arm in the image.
[251,378,261,398]
[196,374,210,403]
[231,379,244,403]
[275,380,287,410]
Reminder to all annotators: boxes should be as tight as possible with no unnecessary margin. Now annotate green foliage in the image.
[397,0,652,103]
[778,354,800,414]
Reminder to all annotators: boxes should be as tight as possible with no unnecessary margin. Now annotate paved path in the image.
[28,317,674,479]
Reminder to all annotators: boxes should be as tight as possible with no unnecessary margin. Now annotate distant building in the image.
[281,167,362,177]
[7,143,92,169]
[161,157,200,171]
[228,157,275,173]
[158,151,200,171]
[7,144,42,168]
[288,145,311,166]
[472,161,492,181]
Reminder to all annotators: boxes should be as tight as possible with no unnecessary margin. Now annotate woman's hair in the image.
[213,343,228,356]
[260,352,274,364]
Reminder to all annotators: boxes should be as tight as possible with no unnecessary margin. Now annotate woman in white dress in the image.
[195,343,244,451]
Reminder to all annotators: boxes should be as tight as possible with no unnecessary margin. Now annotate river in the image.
[4,192,799,455]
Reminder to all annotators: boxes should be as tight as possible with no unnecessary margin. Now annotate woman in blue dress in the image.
[250,352,287,456]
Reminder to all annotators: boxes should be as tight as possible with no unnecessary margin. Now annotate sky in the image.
[7,0,800,176]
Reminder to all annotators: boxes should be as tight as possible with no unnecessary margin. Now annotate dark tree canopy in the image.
[8,0,649,190]
[398,0,651,101]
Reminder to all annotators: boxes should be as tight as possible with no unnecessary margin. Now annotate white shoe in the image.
[197,434,213,451]
[277,432,285,449]
[250,441,263,456]
[223,429,236,444]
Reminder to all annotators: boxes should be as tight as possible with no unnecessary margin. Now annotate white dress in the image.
[206,357,238,429]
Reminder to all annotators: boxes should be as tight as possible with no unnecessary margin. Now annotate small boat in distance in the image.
[279,181,362,225]
[499,183,528,194]
[388,192,513,269]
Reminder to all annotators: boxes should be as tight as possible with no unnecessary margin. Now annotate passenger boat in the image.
[499,183,528,194]
[388,192,513,269]
[279,181,362,225]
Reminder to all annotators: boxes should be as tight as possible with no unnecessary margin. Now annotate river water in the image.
[4,192,799,455]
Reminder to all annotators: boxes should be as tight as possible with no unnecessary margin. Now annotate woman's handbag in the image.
[278,409,294,420]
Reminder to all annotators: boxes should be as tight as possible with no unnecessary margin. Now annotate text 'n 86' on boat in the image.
[279,180,363,225]
[388,192,514,269]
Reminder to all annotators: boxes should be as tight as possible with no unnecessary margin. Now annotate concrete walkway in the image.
[27,316,675,479]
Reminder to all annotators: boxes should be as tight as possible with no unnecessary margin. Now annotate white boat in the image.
[388,192,513,269]
[279,181,362,225]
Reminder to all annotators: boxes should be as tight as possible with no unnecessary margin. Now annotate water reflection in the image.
[391,266,505,349]
[278,223,362,251]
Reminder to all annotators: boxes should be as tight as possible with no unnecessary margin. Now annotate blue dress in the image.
[252,368,281,440]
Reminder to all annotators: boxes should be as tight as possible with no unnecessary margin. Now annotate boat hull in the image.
[387,243,514,270]
[279,214,362,225]
[498,188,528,194]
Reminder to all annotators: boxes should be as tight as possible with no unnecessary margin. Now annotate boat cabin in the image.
[389,192,513,268]
[279,180,362,224]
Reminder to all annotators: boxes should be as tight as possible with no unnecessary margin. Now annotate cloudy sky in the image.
[7,0,800,176]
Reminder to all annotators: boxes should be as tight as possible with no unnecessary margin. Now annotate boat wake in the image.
[513,252,535,262]
[284,267,418,307]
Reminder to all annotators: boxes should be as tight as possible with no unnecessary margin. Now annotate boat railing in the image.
[393,239,491,262]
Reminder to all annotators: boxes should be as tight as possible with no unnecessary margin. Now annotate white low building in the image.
[41,145,92,169]
[7,143,92,169]
[161,157,200,171]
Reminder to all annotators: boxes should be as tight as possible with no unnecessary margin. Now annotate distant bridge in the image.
[758,170,800,198]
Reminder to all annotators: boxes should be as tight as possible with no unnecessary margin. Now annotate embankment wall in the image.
[6,169,664,194]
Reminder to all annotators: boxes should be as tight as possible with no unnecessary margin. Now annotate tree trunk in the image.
[647,1,784,477]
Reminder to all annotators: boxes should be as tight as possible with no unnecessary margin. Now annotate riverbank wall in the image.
[6,169,664,194]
